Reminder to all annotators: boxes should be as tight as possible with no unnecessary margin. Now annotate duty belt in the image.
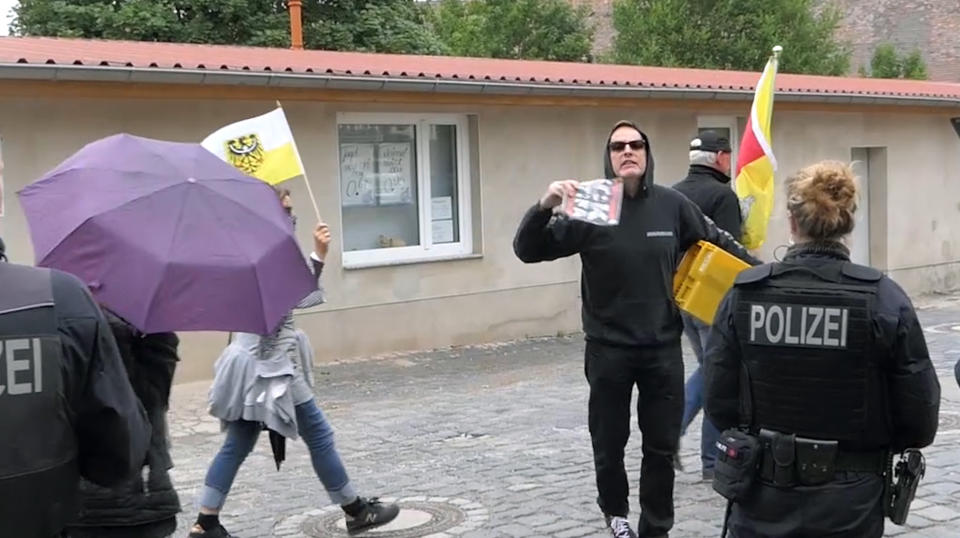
[757,429,885,487]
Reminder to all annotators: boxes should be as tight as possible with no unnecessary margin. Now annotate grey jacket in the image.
[207,255,325,439]
[207,330,316,439]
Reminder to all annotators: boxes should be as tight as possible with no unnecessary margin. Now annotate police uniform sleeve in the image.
[885,286,941,450]
[513,203,592,262]
[677,195,760,265]
[703,289,742,431]
[57,274,152,487]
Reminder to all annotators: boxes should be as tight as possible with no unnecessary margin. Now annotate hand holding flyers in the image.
[560,178,624,226]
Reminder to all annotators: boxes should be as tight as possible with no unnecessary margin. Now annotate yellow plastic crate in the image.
[673,240,751,325]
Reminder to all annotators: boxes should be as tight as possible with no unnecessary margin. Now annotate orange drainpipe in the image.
[289,0,304,50]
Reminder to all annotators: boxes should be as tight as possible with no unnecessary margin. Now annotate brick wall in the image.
[568,0,960,81]
[567,0,614,57]
[821,0,960,81]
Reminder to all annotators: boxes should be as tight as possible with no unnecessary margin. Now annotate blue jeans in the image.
[680,313,720,472]
[199,399,357,510]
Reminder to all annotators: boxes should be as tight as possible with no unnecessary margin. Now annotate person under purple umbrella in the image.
[16,133,396,536]
[18,133,318,337]
[191,187,400,538]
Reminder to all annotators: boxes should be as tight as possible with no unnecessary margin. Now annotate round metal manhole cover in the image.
[922,322,960,334]
[274,497,489,537]
[940,412,960,430]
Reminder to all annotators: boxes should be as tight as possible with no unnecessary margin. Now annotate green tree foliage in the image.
[12,0,446,54]
[303,0,445,54]
[608,0,851,75]
[863,44,928,80]
[868,43,901,78]
[426,0,595,61]
[900,50,928,80]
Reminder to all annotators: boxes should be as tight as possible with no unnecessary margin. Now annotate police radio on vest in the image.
[749,303,849,348]
[0,338,44,396]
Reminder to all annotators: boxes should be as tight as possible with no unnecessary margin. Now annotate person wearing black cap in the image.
[513,121,760,538]
[674,130,740,237]
[671,130,742,481]
[0,235,151,538]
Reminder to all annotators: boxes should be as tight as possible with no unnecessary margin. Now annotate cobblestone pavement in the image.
[168,292,960,537]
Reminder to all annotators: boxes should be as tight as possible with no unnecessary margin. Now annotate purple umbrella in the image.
[18,133,316,334]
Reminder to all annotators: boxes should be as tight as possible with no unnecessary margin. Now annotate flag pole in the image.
[276,100,322,221]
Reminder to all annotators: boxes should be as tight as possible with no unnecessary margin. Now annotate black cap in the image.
[690,130,731,153]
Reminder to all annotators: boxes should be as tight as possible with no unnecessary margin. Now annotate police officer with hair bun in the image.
[0,235,151,538]
[703,161,940,537]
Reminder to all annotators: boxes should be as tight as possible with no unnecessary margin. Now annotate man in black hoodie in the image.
[513,121,759,538]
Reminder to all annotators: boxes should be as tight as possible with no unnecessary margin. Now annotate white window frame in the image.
[337,112,473,269]
[697,115,740,178]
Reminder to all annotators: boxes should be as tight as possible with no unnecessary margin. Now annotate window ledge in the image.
[343,252,483,270]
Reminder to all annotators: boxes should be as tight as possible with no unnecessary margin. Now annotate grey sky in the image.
[0,0,15,36]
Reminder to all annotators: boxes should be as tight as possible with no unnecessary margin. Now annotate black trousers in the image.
[585,340,684,537]
[728,472,885,537]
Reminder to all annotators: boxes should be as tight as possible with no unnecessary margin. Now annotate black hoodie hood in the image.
[603,120,655,198]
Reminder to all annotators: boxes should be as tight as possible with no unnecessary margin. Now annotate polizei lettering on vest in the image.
[748,303,849,348]
[0,338,44,396]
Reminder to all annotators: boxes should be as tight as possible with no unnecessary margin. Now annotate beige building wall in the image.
[757,110,960,293]
[0,91,957,382]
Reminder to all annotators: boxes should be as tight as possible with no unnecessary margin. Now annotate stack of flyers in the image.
[560,178,624,226]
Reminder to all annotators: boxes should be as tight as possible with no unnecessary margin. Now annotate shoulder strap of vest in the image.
[0,263,54,314]
[734,263,773,285]
[841,262,883,282]
[738,361,755,431]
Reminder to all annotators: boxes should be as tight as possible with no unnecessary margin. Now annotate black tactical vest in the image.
[0,263,80,538]
[732,260,887,445]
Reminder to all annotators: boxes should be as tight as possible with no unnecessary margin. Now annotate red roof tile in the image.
[1,37,960,101]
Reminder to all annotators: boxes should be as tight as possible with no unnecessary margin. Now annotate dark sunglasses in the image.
[609,139,646,152]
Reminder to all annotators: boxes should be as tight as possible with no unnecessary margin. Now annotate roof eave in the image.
[1,63,958,107]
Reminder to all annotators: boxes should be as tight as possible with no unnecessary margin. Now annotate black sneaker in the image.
[605,515,638,538]
[187,524,234,538]
[346,497,400,534]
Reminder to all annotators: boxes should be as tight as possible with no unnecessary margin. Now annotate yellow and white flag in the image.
[201,107,304,185]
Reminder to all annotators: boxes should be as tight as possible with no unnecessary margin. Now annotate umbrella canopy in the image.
[19,133,316,334]
[269,430,286,471]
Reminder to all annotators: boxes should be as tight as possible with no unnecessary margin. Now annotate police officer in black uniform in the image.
[0,235,151,538]
[703,161,941,537]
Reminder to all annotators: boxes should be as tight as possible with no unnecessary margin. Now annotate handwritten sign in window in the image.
[377,143,413,205]
[340,143,376,207]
